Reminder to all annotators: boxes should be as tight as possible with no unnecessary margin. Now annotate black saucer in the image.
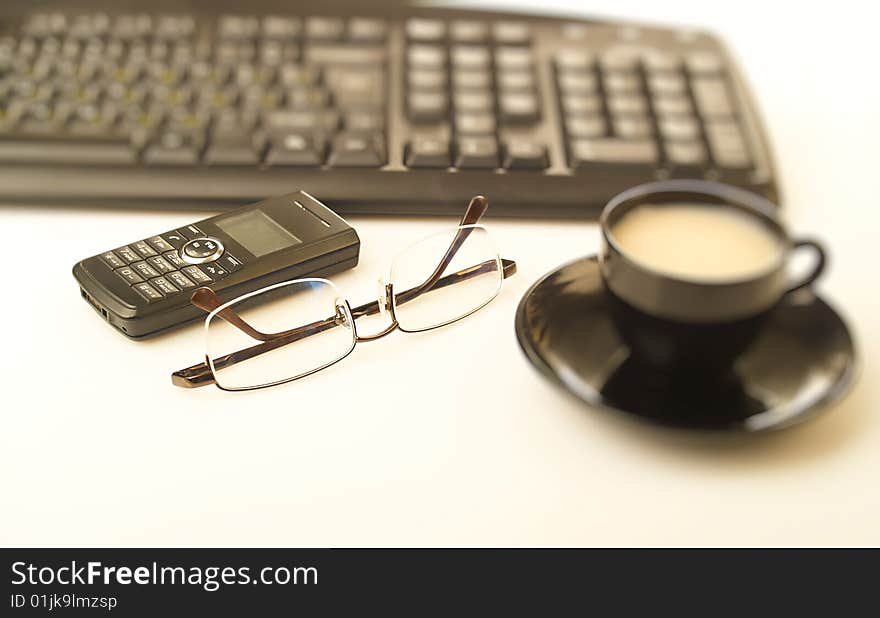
[515,256,857,431]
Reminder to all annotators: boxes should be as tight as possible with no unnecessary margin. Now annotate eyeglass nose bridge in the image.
[356,281,398,342]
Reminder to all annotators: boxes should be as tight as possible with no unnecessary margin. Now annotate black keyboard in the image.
[0,5,779,217]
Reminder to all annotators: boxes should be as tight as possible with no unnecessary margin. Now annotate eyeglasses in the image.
[172,196,517,391]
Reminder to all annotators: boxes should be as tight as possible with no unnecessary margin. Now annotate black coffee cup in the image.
[599,180,826,379]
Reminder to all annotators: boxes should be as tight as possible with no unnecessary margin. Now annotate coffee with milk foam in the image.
[610,203,784,281]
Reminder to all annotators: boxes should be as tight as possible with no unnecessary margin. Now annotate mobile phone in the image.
[73,191,360,339]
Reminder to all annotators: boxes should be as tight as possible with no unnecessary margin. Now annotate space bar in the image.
[0,134,136,165]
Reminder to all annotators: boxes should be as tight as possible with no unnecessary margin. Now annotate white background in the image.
[1,1,878,546]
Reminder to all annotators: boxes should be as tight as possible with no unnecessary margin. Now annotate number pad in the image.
[132,282,163,302]
[132,240,158,258]
[147,235,175,252]
[100,251,126,269]
[182,265,213,284]
[132,261,161,279]
[163,250,187,268]
[167,271,196,290]
[149,276,180,295]
[114,266,144,285]
[115,246,140,264]
[147,255,176,274]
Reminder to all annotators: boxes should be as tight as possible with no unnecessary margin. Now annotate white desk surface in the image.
[2,1,878,547]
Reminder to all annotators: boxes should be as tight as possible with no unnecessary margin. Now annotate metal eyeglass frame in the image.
[172,195,517,390]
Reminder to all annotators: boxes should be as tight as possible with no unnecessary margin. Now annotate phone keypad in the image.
[115,246,140,264]
[96,226,244,305]
[147,235,175,253]
[133,282,163,302]
[150,276,180,295]
[115,266,143,285]
[147,255,176,274]
[132,241,158,258]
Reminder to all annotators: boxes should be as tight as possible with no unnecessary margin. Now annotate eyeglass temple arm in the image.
[401,195,489,301]
[171,258,516,388]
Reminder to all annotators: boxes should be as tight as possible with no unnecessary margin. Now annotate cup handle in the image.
[785,238,827,294]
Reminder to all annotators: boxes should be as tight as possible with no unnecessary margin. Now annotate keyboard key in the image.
[267,110,337,133]
[182,265,213,284]
[503,141,547,169]
[648,74,687,96]
[495,46,532,71]
[306,44,386,66]
[115,266,144,285]
[570,139,657,169]
[150,276,180,295]
[642,50,680,73]
[147,235,174,253]
[612,116,652,139]
[0,133,136,165]
[205,132,265,165]
[167,270,196,290]
[692,78,735,118]
[409,69,448,90]
[133,282,163,302]
[217,15,260,40]
[453,70,491,91]
[344,111,384,133]
[132,261,161,279]
[566,115,607,138]
[455,113,496,134]
[561,94,602,116]
[115,246,140,264]
[328,133,385,167]
[132,241,158,258]
[144,130,203,165]
[600,48,641,72]
[408,45,446,69]
[324,67,385,107]
[665,140,707,169]
[348,18,388,42]
[607,95,647,116]
[687,52,724,75]
[100,251,126,269]
[604,72,641,94]
[305,17,345,41]
[499,92,540,123]
[705,122,750,168]
[653,96,692,116]
[492,21,530,45]
[262,16,302,40]
[147,255,176,274]
[450,21,489,43]
[455,136,498,168]
[406,137,450,168]
[555,49,595,71]
[659,117,701,141]
[451,45,491,70]
[266,133,324,166]
[406,18,446,42]
[557,72,597,94]
[408,91,448,122]
[454,92,494,113]
[498,71,535,92]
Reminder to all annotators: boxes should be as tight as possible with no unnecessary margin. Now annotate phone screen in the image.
[215,209,302,257]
